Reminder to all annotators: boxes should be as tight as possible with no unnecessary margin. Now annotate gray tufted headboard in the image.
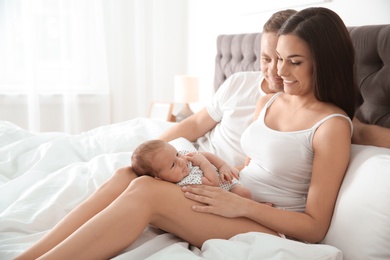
[214,25,390,128]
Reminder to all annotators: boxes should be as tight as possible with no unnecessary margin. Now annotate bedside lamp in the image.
[174,75,199,122]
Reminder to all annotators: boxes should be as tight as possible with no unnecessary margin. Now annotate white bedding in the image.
[0,119,342,259]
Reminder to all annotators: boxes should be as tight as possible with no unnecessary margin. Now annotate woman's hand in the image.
[182,185,249,218]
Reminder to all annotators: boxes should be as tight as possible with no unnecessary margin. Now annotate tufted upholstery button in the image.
[214,33,261,91]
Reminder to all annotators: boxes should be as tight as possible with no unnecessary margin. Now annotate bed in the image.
[1,24,390,260]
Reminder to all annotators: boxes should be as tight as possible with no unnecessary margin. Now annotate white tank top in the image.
[240,93,352,212]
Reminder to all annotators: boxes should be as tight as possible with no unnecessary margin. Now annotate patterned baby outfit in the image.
[176,150,232,191]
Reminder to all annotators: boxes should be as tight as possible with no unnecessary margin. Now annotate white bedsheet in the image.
[0,119,342,259]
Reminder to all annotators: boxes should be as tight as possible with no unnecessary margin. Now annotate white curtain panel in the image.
[104,0,189,127]
[0,0,188,133]
[0,0,110,133]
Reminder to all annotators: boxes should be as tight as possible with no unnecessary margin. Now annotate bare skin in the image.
[352,117,390,148]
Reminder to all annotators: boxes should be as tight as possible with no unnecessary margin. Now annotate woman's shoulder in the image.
[316,100,352,123]
[318,104,352,134]
[254,93,281,119]
[313,107,353,142]
[321,101,349,116]
[257,92,282,106]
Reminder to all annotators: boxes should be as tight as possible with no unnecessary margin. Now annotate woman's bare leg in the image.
[15,166,136,260]
[36,177,278,260]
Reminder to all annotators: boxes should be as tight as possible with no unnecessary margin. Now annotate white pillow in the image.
[322,145,390,260]
[169,137,198,152]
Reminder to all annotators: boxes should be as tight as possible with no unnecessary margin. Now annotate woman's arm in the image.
[159,108,218,142]
[184,116,352,243]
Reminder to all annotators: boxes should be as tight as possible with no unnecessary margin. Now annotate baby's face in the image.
[154,143,190,183]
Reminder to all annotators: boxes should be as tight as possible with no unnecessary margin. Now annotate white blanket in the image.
[0,119,342,259]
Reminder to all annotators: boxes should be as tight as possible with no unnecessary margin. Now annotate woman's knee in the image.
[125,176,180,200]
[112,166,138,184]
[126,175,162,193]
[98,167,136,195]
[118,176,163,211]
[113,166,137,179]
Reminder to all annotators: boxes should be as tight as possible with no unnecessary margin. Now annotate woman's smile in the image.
[283,79,298,87]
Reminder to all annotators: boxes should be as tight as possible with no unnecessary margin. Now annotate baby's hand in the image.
[218,164,239,183]
[185,152,208,166]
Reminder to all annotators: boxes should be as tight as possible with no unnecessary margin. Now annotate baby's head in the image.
[131,140,167,178]
[131,139,190,183]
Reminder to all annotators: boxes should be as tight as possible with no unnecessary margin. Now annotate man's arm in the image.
[352,118,390,148]
[159,108,218,142]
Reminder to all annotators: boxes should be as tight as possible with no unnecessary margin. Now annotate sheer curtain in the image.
[0,0,188,133]
[104,0,189,127]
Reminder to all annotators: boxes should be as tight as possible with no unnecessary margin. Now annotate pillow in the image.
[169,137,198,152]
[322,144,390,260]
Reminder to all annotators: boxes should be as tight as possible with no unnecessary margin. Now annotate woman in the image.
[16,7,356,259]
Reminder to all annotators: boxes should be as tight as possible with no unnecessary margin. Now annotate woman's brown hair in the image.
[279,7,356,119]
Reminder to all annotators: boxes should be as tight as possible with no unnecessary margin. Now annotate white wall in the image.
[186,0,390,105]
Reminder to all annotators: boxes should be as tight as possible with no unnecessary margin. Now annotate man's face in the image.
[260,32,284,93]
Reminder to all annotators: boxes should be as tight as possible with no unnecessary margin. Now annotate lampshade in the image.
[174,75,199,103]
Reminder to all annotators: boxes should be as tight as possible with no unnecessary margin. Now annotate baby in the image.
[131,140,252,199]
